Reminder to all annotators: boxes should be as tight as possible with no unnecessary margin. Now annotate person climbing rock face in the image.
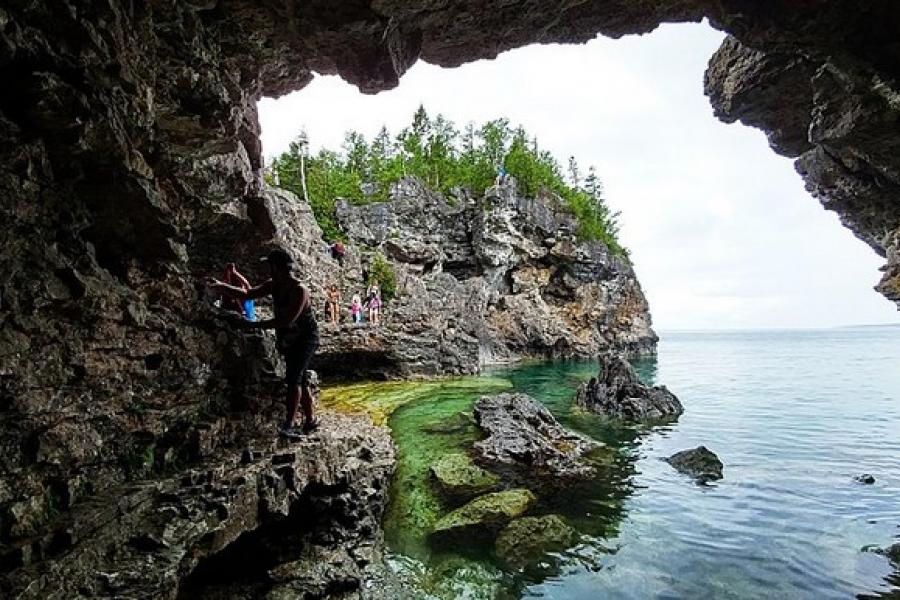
[220,262,256,320]
[208,248,319,437]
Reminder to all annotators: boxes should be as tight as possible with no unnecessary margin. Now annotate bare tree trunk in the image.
[299,152,310,204]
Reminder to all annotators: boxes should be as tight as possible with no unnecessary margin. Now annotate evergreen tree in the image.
[567,156,581,189]
[268,107,628,257]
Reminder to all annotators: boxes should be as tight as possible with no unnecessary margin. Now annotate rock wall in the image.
[2,0,899,594]
[319,178,656,379]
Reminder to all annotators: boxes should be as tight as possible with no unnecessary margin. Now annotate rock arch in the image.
[1,0,898,593]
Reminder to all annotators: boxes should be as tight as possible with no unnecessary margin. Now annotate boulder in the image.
[422,412,474,435]
[473,393,603,489]
[494,514,578,568]
[429,453,500,502]
[429,489,535,543]
[664,446,723,484]
[576,353,683,421]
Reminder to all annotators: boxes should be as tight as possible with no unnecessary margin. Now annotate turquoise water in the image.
[331,325,900,598]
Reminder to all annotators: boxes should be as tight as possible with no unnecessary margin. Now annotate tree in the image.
[268,107,629,257]
[567,156,581,189]
[296,129,310,204]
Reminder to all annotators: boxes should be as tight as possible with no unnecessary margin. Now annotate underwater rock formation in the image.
[664,446,724,484]
[429,452,500,503]
[473,393,603,490]
[429,488,535,545]
[494,514,579,569]
[575,353,683,421]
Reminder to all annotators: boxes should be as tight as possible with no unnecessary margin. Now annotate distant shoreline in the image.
[658,322,900,334]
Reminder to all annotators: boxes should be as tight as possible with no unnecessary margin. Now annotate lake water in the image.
[323,325,900,599]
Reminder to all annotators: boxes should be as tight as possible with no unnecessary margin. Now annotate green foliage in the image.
[369,252,397,301]
[269,105,627,256]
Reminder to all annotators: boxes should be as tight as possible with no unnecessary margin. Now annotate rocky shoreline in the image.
[1,412,397,600]
[315,178,658,380]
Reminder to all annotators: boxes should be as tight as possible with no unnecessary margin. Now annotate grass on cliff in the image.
[268,106,627,257]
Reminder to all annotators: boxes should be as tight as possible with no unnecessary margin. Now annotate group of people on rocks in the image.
[207,247,385,439]
[326,282,381,326]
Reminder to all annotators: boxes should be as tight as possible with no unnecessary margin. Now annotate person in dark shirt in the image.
[209,248,319,436]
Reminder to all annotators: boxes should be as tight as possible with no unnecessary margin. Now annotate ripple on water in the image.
[324,326,900,599]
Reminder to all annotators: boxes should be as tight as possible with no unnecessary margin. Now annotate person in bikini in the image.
[325,283,341,326]
[208,248,319,436]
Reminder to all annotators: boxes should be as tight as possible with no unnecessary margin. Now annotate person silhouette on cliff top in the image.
[209,248,319,437]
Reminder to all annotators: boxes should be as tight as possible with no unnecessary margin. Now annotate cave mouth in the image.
[257,20,900,331]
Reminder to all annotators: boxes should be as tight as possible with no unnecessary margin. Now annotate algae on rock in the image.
[429,452,500,502]
[495,514,579,569]
[429,489,536,543]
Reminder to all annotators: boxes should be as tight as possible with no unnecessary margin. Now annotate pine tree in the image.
[567,156,581,189]
[268,107,627,256]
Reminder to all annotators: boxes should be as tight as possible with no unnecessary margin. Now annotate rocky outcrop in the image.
[664,446,724,484]
[429,453,500,503]
[494,515,579,569]
[429,488,535,544]
[0,412,396,599]
[575,353,683,421]
[472,393,603,490]
[318,179,657,379]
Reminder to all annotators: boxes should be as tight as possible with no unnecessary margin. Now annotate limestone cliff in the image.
[314,178,656,379]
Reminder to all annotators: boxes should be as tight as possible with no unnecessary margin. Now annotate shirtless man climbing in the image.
[209,248,319,436]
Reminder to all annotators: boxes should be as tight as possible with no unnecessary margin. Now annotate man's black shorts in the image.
[282,333,318,387]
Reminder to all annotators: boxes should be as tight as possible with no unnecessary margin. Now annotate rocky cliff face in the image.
[315,178,656,379]
[1,0,899,594]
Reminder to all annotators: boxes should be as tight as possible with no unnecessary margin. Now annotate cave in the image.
[2,1,900,596]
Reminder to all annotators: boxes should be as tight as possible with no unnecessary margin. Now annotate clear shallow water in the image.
[323,326,900,599]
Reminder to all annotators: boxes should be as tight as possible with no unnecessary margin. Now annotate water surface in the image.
[323,325,900,598]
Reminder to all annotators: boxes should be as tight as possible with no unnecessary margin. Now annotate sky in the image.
[258,21,900,331]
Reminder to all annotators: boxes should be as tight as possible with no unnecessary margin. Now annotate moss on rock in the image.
[495,514,578,568]
[429,489,535,543]
[429,453,500,502]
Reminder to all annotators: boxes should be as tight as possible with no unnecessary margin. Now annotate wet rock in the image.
[429,453,500,502]
[854,474,876,485]
[882,543,900,565]
[664,446,724,484]
[494,514,578,569]
[473,393,603,489]
[429,489,535,543]
[576,353,682,421]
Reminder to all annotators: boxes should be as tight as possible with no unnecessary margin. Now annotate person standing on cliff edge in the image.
[208,248,320,437]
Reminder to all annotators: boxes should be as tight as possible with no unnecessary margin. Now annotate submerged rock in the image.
[494,514,579,569]
[422,411,475,435]
[430,453,500,502]
[882,543,900,565]
[664,446,724,484]
[576,353,683,421]
[473,393,603,489]
[429,489,535,543]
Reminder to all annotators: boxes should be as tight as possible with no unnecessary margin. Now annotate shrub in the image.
[369,252,397,301]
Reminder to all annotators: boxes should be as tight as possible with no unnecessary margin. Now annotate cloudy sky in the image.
[258,21,899,331]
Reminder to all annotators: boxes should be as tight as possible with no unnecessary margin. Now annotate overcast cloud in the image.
[258,21,899,331]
